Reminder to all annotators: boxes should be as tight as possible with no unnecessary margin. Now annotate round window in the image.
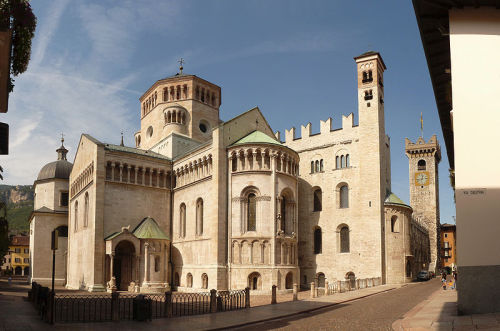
[199,123,207,133]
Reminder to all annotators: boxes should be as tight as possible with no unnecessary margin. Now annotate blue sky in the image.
[1,0,455,224]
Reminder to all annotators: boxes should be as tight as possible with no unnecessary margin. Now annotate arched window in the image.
[187,273,193,287]
[84,192,89,228]
[179,203,186,238]
[232,157,237,172]
[320,159,324,172]
[336,156,340,169]
[418,159,426,171]
[340,226,350,253]
[340,185,349,208]
[247,193,256,231]
[311,161,314,173]
[74,201,78,232]
[363,71,368,81]
[201,273,208,289]
[55,225,68,237]
[391,216,399,233]
[341,155,346,168]
[280,197,286,232]
[196,198,203,236]
[346,154,350,167]
[315,160,319,173]
[313,189,322,212]
[314,227,322,254]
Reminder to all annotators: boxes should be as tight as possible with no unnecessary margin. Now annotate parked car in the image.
[417,270,430,281]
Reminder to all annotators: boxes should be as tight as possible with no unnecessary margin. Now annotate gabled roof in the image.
[384,191,412,209]
[104,143,171,161]
[132,217,170,240]
[231,130,282,147]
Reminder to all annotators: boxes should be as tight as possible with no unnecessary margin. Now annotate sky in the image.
[0,0,455,224]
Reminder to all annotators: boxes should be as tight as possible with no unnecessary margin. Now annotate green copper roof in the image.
[231,130,282,146]
[384,192,411,209]
[132,217,170,240]
[104,144,171,161]
[104,231,121,241]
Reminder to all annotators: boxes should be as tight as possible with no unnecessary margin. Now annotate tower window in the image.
[313,188,322,212]
[364,90,373,100]
[362,70,373,83]
[247,193,256,231]
[60,192,69,207]
[314,227,322,254]
[418,159,426,171]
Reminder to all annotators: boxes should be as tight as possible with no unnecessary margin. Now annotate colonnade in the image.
[174,154,213,188]
[71,162,94,197]
[105,161,171,189]
[228,148,299,176]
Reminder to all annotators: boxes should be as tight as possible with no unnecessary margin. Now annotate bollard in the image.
[210,289,217,313]
[337,280,342,293]
[165,291,172,317]
[271,285,277,304]
[293,283,298,301]
[245,287,250,308]
[325,280,329,295]
[310,282,316,298]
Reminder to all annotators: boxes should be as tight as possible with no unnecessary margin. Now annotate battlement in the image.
[405,135,441,161]
[276,113,356,144]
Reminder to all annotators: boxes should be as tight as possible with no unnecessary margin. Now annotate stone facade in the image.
[405,136,441,272]
[31,52,436,292]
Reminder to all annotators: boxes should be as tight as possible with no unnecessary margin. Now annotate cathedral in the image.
[29,52,439,293]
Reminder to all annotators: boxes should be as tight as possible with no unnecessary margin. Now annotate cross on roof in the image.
[178,58,185,74]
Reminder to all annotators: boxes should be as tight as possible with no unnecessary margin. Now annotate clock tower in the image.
[405,135,441,273]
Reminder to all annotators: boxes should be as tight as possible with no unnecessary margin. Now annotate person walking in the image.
[441,271,447,290]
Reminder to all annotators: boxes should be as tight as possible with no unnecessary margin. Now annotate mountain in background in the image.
[0,185,34,234]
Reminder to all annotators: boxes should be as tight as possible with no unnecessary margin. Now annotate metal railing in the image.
[29,282,250,324]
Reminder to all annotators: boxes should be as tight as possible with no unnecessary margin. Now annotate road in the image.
[235,279,441,331]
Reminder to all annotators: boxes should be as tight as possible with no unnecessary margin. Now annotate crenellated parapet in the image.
[277,113,356,145]
[405,135,441,161]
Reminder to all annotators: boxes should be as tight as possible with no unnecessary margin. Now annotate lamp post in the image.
[50,229,58,324]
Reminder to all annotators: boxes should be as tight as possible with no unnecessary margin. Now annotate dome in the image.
[37,160,73,181]
[36,138,73,181]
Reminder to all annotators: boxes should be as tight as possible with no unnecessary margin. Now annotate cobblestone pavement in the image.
[235,279,441,331]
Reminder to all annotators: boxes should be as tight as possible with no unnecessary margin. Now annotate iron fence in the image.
[28,283,250,324]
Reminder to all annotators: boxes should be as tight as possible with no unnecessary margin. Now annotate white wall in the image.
[450,8,500,266]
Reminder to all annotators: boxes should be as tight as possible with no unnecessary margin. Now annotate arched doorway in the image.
[285,272,293,289]
[317,272,326,288]
[24,267,29,276]
[15,266,22,275]
[346,272,356,289]
[114,240,135,291]
[248,272,261,290]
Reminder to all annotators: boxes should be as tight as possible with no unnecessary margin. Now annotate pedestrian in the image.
[452,271,457,290]
[8,276,12,285]
[441,271,447,290]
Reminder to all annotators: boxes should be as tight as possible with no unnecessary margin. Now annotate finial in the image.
[178,58,185,75]
[420,112,424,139]
[120,131,124,147]
[56,133,68,161]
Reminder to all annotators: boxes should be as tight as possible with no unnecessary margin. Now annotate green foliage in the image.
[0,0,37,92]
[7,200,32,233]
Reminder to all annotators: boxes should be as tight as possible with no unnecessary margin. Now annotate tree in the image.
[0,0,36,92]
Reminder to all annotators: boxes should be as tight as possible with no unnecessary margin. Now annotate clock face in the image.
[415,171,430,186]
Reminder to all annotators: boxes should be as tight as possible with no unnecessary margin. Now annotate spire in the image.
[56,133,68,160]
[120,131,124,147]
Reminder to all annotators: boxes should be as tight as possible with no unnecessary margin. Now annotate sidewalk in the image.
[392,288,500,330]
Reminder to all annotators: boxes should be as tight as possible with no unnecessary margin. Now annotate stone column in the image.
[310,282,316,298]
[109,253,117,292]
[135,255,140,283]
[149,168,153,186]
[134,166,138,184]
[127,165,131,183]
[111,162,115,181]
[271,285,277,304]
[119,164,123,182]
[144,243,150,283]
[156,169,160,188]
[142,167,146,186]
[252,150,258,170]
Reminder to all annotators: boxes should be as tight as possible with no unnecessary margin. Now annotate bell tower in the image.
[405,135,441,273]
[135,62,221,150]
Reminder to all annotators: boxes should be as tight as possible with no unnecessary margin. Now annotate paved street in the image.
[235,279,441,331]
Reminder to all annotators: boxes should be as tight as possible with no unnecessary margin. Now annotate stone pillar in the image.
[310,282,316,298]
[149,169,153,187]
[135,255,140,283]
[325,280,329,295]
[271,285,277,304]
[134,166,138,184]
[252,151,257,170]
[142,167,146,186]
[111,162,115,181]
[237,151,243,171]
[293,283,298,301]
[108,253,117,292]
[144,243,150,283]
[156,170,160,188]
[118,164,123,182]
[127,165,131,183]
